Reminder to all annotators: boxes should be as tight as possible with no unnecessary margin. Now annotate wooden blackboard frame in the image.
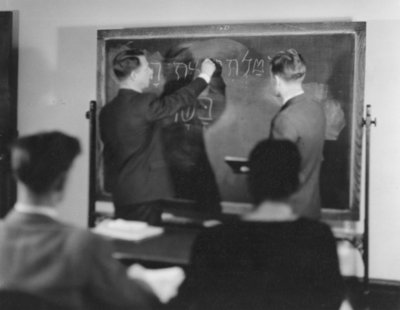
[96,22,366,221]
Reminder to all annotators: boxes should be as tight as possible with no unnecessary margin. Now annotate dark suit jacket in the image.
[168,219,344,310]
[270,93,326,219]
[0,211,158,310]
[99,78,208,208]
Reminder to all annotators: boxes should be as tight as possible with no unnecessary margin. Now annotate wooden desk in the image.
[108,203,240,267]
[111,225,364,277]
[111,226,201,267]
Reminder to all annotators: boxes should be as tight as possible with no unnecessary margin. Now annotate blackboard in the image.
[96,22,366,220]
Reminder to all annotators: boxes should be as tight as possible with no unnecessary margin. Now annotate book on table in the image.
[93,219,164,242]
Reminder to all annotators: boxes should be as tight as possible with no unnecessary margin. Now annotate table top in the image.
[112,225,201,267]
[108,209,362,268]
[108,203,240,267]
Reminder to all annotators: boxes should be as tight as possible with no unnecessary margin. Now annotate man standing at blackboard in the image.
[269,49,326,219]
[99,48,216,224]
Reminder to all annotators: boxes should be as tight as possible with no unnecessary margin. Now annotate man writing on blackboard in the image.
[99,48,216,224]
[269,49,326,219]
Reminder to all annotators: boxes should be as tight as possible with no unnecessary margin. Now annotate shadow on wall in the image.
[18,46,56,132]
[19,25,98,134]
[54,26,98,134]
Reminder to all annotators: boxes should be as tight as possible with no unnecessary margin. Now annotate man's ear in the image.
[53,173,67,192]
[129,70,136,81]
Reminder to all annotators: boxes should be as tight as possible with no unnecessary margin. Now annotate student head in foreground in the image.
[1,131,159,310]
[11,131,81,208]
[168,139,344,310]
[246,139,301,220]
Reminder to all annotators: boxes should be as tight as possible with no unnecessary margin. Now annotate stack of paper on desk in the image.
[93,219,164,242]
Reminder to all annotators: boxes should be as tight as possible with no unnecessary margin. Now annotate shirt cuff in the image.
[198,73,211,84]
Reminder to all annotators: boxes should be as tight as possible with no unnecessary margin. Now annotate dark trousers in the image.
[114,201,162,225]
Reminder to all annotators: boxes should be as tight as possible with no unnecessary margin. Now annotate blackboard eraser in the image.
[224,156,249,174]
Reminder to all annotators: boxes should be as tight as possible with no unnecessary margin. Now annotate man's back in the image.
[0,210,157,310]
[271,93,326,219]
[171,219,344,310]
[99,76,209,209]
[99,89,175,208]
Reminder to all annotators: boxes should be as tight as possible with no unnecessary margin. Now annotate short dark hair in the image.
[269,48,306,81]
[11,131,81,194]
[112,48,145,81]
[248,139,300,204]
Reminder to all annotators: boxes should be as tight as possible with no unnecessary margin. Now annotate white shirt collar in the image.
[242,201,299,222]
[14,202,58,219]
[282,89,304,105]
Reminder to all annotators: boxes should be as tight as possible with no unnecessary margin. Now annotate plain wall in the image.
[1,0,400,281]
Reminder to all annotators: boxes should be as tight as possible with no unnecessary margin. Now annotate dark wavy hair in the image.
[112,48,145,81]
[248,139,300,204]
[11,131,81,194]
[269,48,306,81]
